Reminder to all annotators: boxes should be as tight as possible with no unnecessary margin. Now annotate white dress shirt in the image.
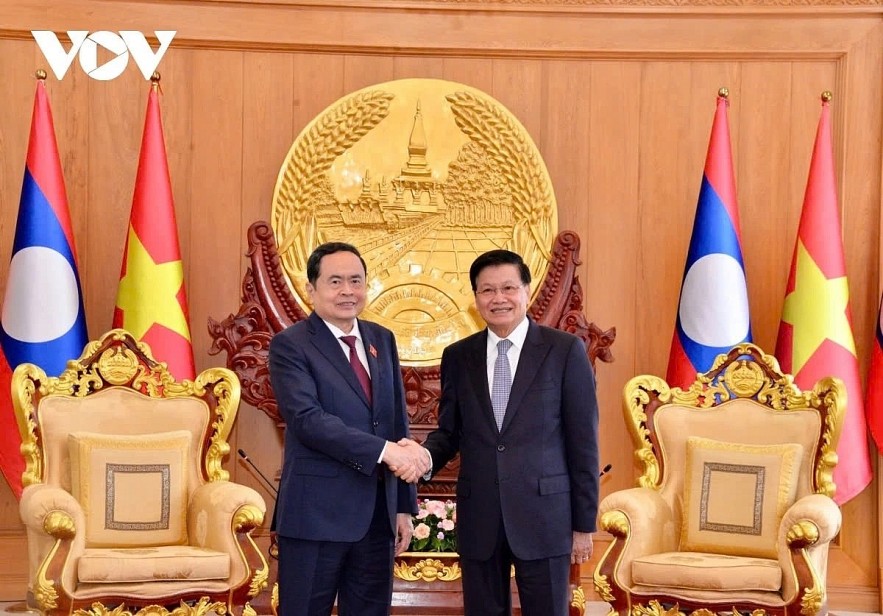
[485,316,529,392]
[321,319,371,378]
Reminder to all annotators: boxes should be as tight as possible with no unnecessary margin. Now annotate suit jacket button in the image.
[497,444,506,452]
[373,421,379,427]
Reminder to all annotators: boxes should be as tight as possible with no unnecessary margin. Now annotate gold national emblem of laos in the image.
[271,78,558,366]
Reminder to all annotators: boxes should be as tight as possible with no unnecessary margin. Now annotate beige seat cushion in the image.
[632,551,781,592]
[69,431,192,548]
[78,546,230,583]
[680,437,803,559]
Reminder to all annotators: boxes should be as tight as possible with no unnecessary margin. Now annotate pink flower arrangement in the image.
[409,498,457,552]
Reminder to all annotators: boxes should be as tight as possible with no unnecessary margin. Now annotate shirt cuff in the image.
[422,449,433,481]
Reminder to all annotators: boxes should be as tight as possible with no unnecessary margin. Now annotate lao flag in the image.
[0,78,88,498]
[667,91,751,388]
[867,293,883,453]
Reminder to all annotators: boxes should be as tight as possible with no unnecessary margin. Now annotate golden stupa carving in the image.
[271,78,558,365]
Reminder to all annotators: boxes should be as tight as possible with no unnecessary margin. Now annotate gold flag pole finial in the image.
[718,87,729,99]
[821,90,833,103]
[35,69,47,81]
[151,71,162,94]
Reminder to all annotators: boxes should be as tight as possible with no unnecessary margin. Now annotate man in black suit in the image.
[420,249,600,616]
[269,242,429,616]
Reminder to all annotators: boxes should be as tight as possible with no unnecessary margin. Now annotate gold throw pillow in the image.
[69,430,191,548]
[680,437,803,559]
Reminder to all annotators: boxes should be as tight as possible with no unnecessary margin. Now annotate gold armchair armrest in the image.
[597,487,677,590]
[189,481,267,589]
[777,493,841,604]
[20,484,87,609]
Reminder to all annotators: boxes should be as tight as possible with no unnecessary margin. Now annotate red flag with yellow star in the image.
[113,83,195,380]
[775,94,870,504]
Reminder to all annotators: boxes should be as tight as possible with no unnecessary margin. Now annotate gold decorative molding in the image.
[71,597,228,616]
[787,520,821,549]
[633,600,686,616]
[592,570,615,602]
[570,584,586,614]
[12,329,242,487]
[599,510,629,538]
[393,554,462,581]
[630,603,774,616]
[622,343,844,496]
[270,582,279,616]
[799,559,825,616]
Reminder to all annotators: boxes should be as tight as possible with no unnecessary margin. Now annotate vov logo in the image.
[32,31,176,81]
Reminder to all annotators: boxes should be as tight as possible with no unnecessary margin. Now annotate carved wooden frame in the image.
[208,223,615,615]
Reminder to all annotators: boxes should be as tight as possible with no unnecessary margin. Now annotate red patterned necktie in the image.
[340,335,372,404]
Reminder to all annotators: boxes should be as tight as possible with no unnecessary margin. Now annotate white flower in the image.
[414,523,431,540]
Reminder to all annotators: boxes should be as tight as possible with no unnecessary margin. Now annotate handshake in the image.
[382,438,431,484]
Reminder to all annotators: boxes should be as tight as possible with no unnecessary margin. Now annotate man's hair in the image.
[469,249,531,291]
[306,242,367,284]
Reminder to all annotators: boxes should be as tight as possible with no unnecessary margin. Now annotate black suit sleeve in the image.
[389,330,418,515]
[562,336,600,532]
[422,345,462,478]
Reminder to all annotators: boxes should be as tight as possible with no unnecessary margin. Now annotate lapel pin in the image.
[369,344,377,358]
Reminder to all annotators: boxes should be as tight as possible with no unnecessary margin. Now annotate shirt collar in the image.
[322,319,362,342]
[487,317,529,350]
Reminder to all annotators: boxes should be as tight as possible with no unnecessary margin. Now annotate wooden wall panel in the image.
[343,54,394,95]
[237,50,295,505]
[491,59,545,156]
[0,40,32,320]
[443,57,494,96]
[585,60,642,487]
[160,50,195,307]
[0,2,880,609]
[189,50,244,373]
[634,61,695,374]
[394,55,444,81]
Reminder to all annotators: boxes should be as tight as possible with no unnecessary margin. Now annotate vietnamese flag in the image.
[775,92,870,504]
[113,80,195,380]
[866,293,883,453]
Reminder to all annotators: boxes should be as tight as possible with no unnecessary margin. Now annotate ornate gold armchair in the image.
[13,330,269,616]
[593,344,843,616]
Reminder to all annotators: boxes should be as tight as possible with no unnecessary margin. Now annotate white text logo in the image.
[32,31,176,81]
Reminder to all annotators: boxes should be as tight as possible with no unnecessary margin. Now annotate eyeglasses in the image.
[475,284,524,299]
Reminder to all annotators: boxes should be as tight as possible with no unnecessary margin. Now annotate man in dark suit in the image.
[420,249,600,616]
[269,242,429,616]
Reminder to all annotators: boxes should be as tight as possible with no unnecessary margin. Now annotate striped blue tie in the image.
[491,339,512,430]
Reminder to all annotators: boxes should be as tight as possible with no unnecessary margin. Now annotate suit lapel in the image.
[361,321,381,412]
[501,320,550,433]
[307,313,371,408]
[466,330,496,430]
